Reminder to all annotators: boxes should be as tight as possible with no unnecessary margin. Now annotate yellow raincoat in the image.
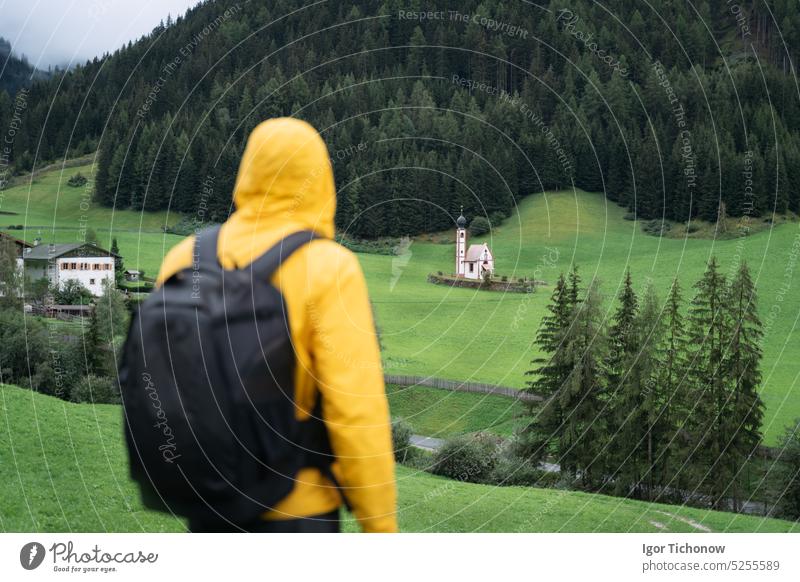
[156,118,397,532]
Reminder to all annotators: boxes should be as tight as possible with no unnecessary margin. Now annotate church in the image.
[454,210,494,280]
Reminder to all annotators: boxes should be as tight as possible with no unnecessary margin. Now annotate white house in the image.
[22,242,118,297]
[454,211,494,280]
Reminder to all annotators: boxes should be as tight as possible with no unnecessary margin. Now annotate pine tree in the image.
[604,270,647,497]
[684,257,732,508]
[636,284,670,498]
[722,261,765,511]
[606,269,639,391]
[84,304,106,377]
[656,279,689,492]
[567,264,581,308]
[559,281,606,487]
[519,274,575,464]
[93,132,116,206]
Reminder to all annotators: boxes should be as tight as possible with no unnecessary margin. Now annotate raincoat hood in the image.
[232,117,336,239]
[156,118,397,532]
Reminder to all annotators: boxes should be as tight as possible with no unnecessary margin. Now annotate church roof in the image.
[465,243,491,262]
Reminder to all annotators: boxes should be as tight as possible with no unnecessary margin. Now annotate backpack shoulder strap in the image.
[195,225,223,272]
[247,230,320,278]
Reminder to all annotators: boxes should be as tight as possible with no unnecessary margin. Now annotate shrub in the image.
[623,212,637,221]
[488,211,506,227]
[501,275,508,282]
[431,432,501,483]
[642,219,670,237]
[333,235,398,255]
[67,173,88,187]
[489,455,560,488]
[54,279,93,305]
[402,447,435,471]
[391,417,413,463]
[165,216,211,236]
[70,374,120,404]
[774,419,800,520]
[0,307,48,386]
[469,216,491,237]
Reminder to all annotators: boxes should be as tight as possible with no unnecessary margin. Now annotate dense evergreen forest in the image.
[2,1,800,237]
[0,38,42,96]
[520,261,766,511]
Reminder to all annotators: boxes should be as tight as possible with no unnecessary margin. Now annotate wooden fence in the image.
[384,374,542,403]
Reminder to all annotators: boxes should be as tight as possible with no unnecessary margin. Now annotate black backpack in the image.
[119,226,334,527]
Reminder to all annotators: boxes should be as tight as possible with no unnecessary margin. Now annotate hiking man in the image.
[151,118,397,532]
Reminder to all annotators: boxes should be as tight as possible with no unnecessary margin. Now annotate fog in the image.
[0,0,200,69]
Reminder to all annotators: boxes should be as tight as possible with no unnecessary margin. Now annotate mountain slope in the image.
[1,384,796,532]
[3,1,800,233]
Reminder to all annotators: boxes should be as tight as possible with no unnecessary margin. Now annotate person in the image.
[156,118,397,533]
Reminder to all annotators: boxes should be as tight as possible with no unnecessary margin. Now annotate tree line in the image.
[1,1,800,237]
[0,239,129,405]
[518,259,767,512]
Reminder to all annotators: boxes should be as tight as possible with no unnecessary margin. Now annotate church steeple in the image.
[455,206,467,276]
[456,206,467,229]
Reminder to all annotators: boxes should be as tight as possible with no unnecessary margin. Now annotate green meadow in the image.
[387,385,523,438]
[365,192,800,445]
[0,163,183,275]
[2,384,795,533]
[2,162,799,443]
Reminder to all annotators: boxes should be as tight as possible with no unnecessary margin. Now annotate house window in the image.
[460,232,465,238]
[89,278,96,285]
[469,263,474,273]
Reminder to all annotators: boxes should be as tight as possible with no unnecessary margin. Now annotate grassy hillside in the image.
[0,163,183,274]
[2,162,799,443]
[365,191,800,444]
[1,385,796,533]
[387,385,523,438]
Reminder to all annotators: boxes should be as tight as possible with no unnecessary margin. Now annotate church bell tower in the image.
[455,207,467,276]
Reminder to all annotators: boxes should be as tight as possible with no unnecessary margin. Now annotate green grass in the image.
[366,191,800,444]
[0,384,183,532]
[389,465,798,533]
[2,385,796,533]
[387,385,523,438]
[3,228,184,277]
[4,162,800,443]
[0,163,183,274]
[0,163,178,230]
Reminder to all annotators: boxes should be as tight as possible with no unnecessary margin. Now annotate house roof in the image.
[23,242,119,260]
[465,243,491,262]
[0,231,32,248]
